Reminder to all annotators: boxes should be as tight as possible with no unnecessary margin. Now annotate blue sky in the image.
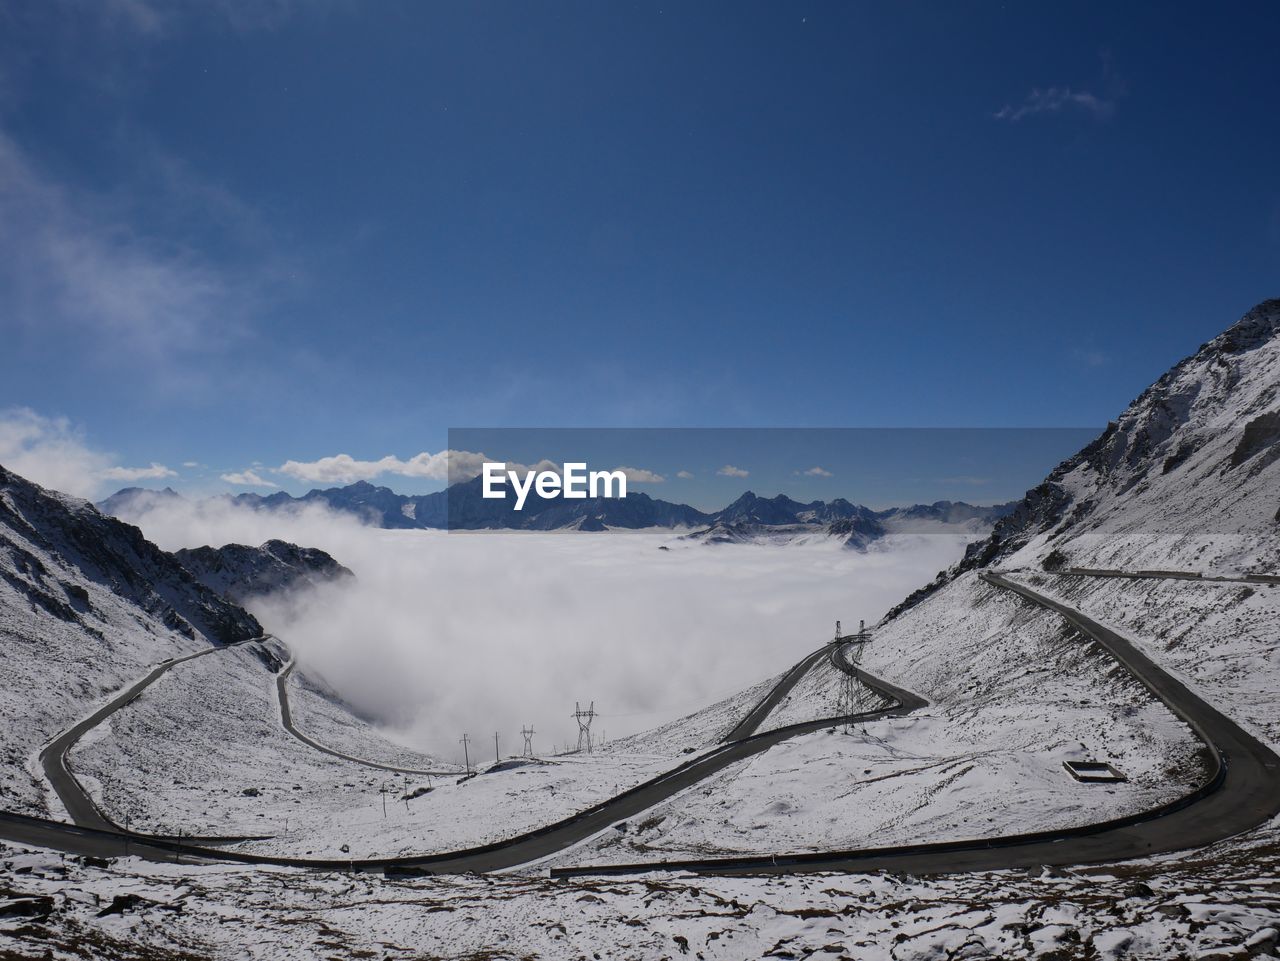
[0,1,1277,499]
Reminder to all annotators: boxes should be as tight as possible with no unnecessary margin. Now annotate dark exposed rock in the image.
[0,465,260,645]
[1229,411,1280,468]
[173,540,353,605]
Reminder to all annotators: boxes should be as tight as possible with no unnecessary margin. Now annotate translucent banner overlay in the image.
[440,427,1100,532]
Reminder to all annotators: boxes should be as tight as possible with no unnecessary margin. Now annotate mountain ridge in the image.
[173,540,354,605]
[100,478,1015,540]
[884,297,1280,620]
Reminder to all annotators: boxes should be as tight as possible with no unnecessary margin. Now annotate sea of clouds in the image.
[111,496,967,763]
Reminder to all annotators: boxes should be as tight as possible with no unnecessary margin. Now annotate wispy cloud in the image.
[615,466,664,484]
[220,469,278,488]
[275,450,491,486]
[0,406,175,497]
[717,465,750,478]
[994,86,1115,123]
[0,129,267,375]
[795,466,832,477]
[96,0,303,36]
[675,470,694,480]
[101,462,177,482]
[1073,347,1110,368]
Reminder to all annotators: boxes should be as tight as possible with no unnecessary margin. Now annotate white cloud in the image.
[110,494,971,759]
[0,407,188,497]
[101,462,177,481]
[676,470,694,480]
[797,466,833,477]
[615,466,665,484]
[220,469,278,488]
[717,465,750,478]
[182,460,201,468]
[994,86,1114,123]
[0,408,112,498]
[275,450,492,486]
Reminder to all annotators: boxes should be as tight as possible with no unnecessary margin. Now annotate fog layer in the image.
[123,499,967,762]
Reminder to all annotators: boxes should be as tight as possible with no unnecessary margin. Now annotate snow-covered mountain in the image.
[101,478,1013,550]
[0,463,435,819]
[0,465,259,813]
[173,539,353,605]
[888,298,1280,618]
[685,494,1014,548]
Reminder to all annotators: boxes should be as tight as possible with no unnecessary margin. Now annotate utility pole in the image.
[380,781,388,818]
[522,725,535,757]
[494,731,500,762]
[571,701,597,754]
[460,733,471,773]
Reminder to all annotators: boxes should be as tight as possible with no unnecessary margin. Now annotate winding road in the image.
[1062,566,1280,586]
[4,637,918,870]
[5,570,1279,878]
[551,573,1280,876]
[275,656,458,777]
[37,636,275,845]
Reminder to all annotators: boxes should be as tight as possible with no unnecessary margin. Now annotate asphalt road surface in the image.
[37,637,273,844]
[275,656,459,777]
[7,573,1278,877]
[551,573,1280,876]
[3,638,919,871]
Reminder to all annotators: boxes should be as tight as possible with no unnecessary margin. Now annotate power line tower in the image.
[521,725,536,757]
[571,701,596,753]
[839,623,869,733]
[459,733,471,772]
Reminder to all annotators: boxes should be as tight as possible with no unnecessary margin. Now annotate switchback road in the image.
[550,573,1280,876]
[7,573,1278,877]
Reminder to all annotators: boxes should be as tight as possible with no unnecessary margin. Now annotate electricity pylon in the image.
[571,701,596,753]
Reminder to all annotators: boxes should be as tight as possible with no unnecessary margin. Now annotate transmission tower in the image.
[459,733,471,772]
[521,725,536,757]
[839,626,868,733]
[571,701,596,753]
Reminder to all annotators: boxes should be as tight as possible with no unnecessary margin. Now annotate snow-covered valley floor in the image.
[5,828,1280,961]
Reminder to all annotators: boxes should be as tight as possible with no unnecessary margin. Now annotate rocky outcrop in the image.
[173,540,353,605]
[0,465,260,645]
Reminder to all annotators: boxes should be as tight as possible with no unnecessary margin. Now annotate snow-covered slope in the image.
[0,464,438,823]
[561,299,1280,868]
[0,465,260,814]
